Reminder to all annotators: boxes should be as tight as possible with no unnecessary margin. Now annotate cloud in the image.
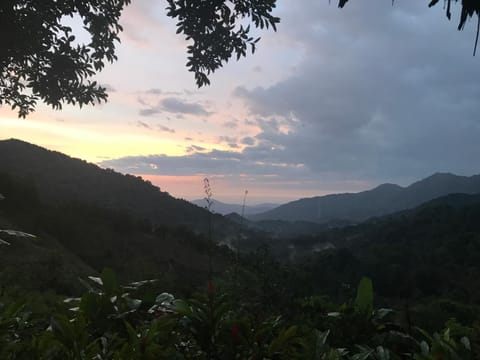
[186,145,206,152]
[146,88,163,95]
[136,120,152,129]
[218,135,237,144]
[134,120,175,133]
[100,148,302,177]
[138,96,212,117]
[222,119,238,129]
[241,136,255,145]
[215,135,241,148]
[244,118,257,126]
[157,124,175,133]
[161,97,211,116]
[139,107,161,116]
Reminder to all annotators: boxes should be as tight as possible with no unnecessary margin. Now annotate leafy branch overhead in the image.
[166,0,280,87]
[339,0,480,54]
[427,0,480,55]
[0,0,132,118]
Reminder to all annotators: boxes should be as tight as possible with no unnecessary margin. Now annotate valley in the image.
[1,139,480,358]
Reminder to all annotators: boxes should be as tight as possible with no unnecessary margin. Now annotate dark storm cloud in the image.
[105,1,480,195]
[232,0,480,184]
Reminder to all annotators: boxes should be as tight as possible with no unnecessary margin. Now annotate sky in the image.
[1,0,480,204]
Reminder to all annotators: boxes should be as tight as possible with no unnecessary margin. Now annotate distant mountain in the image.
[274,192,480,310]
[251,173,480,223]
[418,192,480,209]
[191,199,279,215]
[0,139,226,231]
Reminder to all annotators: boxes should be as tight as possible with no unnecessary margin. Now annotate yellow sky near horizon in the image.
[0,107,241,164]
[0,117,187,162]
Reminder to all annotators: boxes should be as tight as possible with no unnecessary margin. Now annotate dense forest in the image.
[1,141,480,359]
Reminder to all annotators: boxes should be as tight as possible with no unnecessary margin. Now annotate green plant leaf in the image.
[100,268,118,295]
[460,336,471,350]
[420,340,429,355]
[355,276,373,316]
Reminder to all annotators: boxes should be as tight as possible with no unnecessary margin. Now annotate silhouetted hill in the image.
[418,192,480,209]
[271,193,480,329]
[191,199,278,215]
[0,139,223,230]
[251,173,480,223]
[0,168,231,294]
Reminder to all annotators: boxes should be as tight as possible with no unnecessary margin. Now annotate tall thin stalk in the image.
[234,190,248,291]
[203,178,214,282]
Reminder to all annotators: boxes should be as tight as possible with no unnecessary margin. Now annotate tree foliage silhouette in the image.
[0,0,279,118]
[1,0,478,118]
[339,0,480,54]
[0,0,131,118]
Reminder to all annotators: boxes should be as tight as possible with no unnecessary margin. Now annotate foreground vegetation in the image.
[1,268,477,359]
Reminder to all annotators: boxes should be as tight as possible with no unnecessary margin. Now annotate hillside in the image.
[251,173,480,223]
[0,139,226,231]
[0,139,244,292]
[0,213,95,294]
[0,170,232,294]
[268,193,480,314]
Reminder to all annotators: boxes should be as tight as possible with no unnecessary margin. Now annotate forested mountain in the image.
[261,193,480,327]
[0,170,234,294]
[0,139,243,292]
[2,138,480,305]
[0,139,225,231]
[251,173,480,223]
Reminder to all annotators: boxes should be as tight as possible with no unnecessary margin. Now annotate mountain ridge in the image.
[0,138,223,230]
[251,172,480,223]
